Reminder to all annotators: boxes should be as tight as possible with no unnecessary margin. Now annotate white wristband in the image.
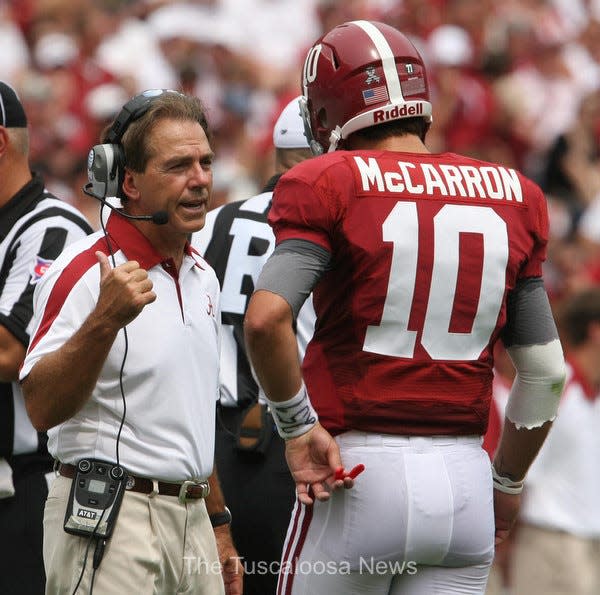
[266,384,318,439]
[491,464,524,495]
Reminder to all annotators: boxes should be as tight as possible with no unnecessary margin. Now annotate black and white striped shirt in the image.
[0,173,93,458]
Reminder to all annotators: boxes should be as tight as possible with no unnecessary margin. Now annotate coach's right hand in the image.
[95,251,156,328]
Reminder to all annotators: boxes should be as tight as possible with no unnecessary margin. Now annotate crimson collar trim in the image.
[105,212,171,269]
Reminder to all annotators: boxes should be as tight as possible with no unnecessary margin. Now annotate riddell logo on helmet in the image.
[373,103,423,123]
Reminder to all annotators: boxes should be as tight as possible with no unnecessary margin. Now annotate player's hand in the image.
[213,524,243,595]
[284,422,364,505]
[95,251,156,328]
[493,489,521,545]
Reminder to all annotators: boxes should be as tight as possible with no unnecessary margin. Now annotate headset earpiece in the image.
[86,143,125,199]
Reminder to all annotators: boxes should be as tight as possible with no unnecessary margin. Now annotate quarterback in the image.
[245,20,566,595]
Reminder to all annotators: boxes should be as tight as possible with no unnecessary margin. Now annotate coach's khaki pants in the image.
[43,475,225,594]
[510,524,600,595]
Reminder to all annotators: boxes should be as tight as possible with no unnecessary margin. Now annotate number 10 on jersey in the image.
[363,202,509,361]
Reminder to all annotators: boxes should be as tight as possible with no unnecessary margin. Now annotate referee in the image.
[0,81,93,594]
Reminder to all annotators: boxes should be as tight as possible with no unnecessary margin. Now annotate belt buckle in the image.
[178,480,210,503]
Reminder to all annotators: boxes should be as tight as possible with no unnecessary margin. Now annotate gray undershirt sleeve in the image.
[255,239,331,319]
[501,277,559,348]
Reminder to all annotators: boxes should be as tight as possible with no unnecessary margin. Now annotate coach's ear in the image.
[121,169,141,204]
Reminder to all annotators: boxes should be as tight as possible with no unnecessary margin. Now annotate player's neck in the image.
[352,135,430,154]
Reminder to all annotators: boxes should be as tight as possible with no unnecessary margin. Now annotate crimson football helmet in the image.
[300,20,432,154]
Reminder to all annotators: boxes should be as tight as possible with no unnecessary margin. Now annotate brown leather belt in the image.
[57,463,210,502]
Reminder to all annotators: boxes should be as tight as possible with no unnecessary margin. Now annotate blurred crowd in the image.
[1,0,599,305]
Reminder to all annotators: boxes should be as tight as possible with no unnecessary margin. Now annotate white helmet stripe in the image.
[352,20,405,103]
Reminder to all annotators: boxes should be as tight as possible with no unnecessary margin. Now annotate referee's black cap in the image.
[0,81,27,128]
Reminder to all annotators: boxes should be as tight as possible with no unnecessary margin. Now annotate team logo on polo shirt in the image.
[32,256,54,283]
[206,294,215,317]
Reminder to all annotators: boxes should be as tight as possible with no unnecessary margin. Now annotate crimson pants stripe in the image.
[277,499,314,595]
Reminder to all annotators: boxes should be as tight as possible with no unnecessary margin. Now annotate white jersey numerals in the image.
[363,203,508,360]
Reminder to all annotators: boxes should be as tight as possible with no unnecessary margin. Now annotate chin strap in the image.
[327,126,343,152]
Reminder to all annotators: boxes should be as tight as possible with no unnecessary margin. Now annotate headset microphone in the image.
[83,183,169,225]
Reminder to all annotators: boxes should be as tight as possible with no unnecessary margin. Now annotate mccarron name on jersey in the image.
[354,156,524,203]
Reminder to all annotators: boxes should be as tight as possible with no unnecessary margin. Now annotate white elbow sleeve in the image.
[505,339,566,429]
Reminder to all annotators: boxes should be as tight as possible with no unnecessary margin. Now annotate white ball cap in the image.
[272,96,309,149]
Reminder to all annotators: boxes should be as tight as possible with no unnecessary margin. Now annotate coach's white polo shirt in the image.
[20,213,221,482]
[520,361,600,538]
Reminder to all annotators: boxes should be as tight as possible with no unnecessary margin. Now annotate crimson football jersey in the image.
[269,150,548,436]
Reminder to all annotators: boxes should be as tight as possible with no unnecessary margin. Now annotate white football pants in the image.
[277,432,495,595]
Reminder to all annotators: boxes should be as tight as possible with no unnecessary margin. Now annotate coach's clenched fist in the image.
[95,251,156,329]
